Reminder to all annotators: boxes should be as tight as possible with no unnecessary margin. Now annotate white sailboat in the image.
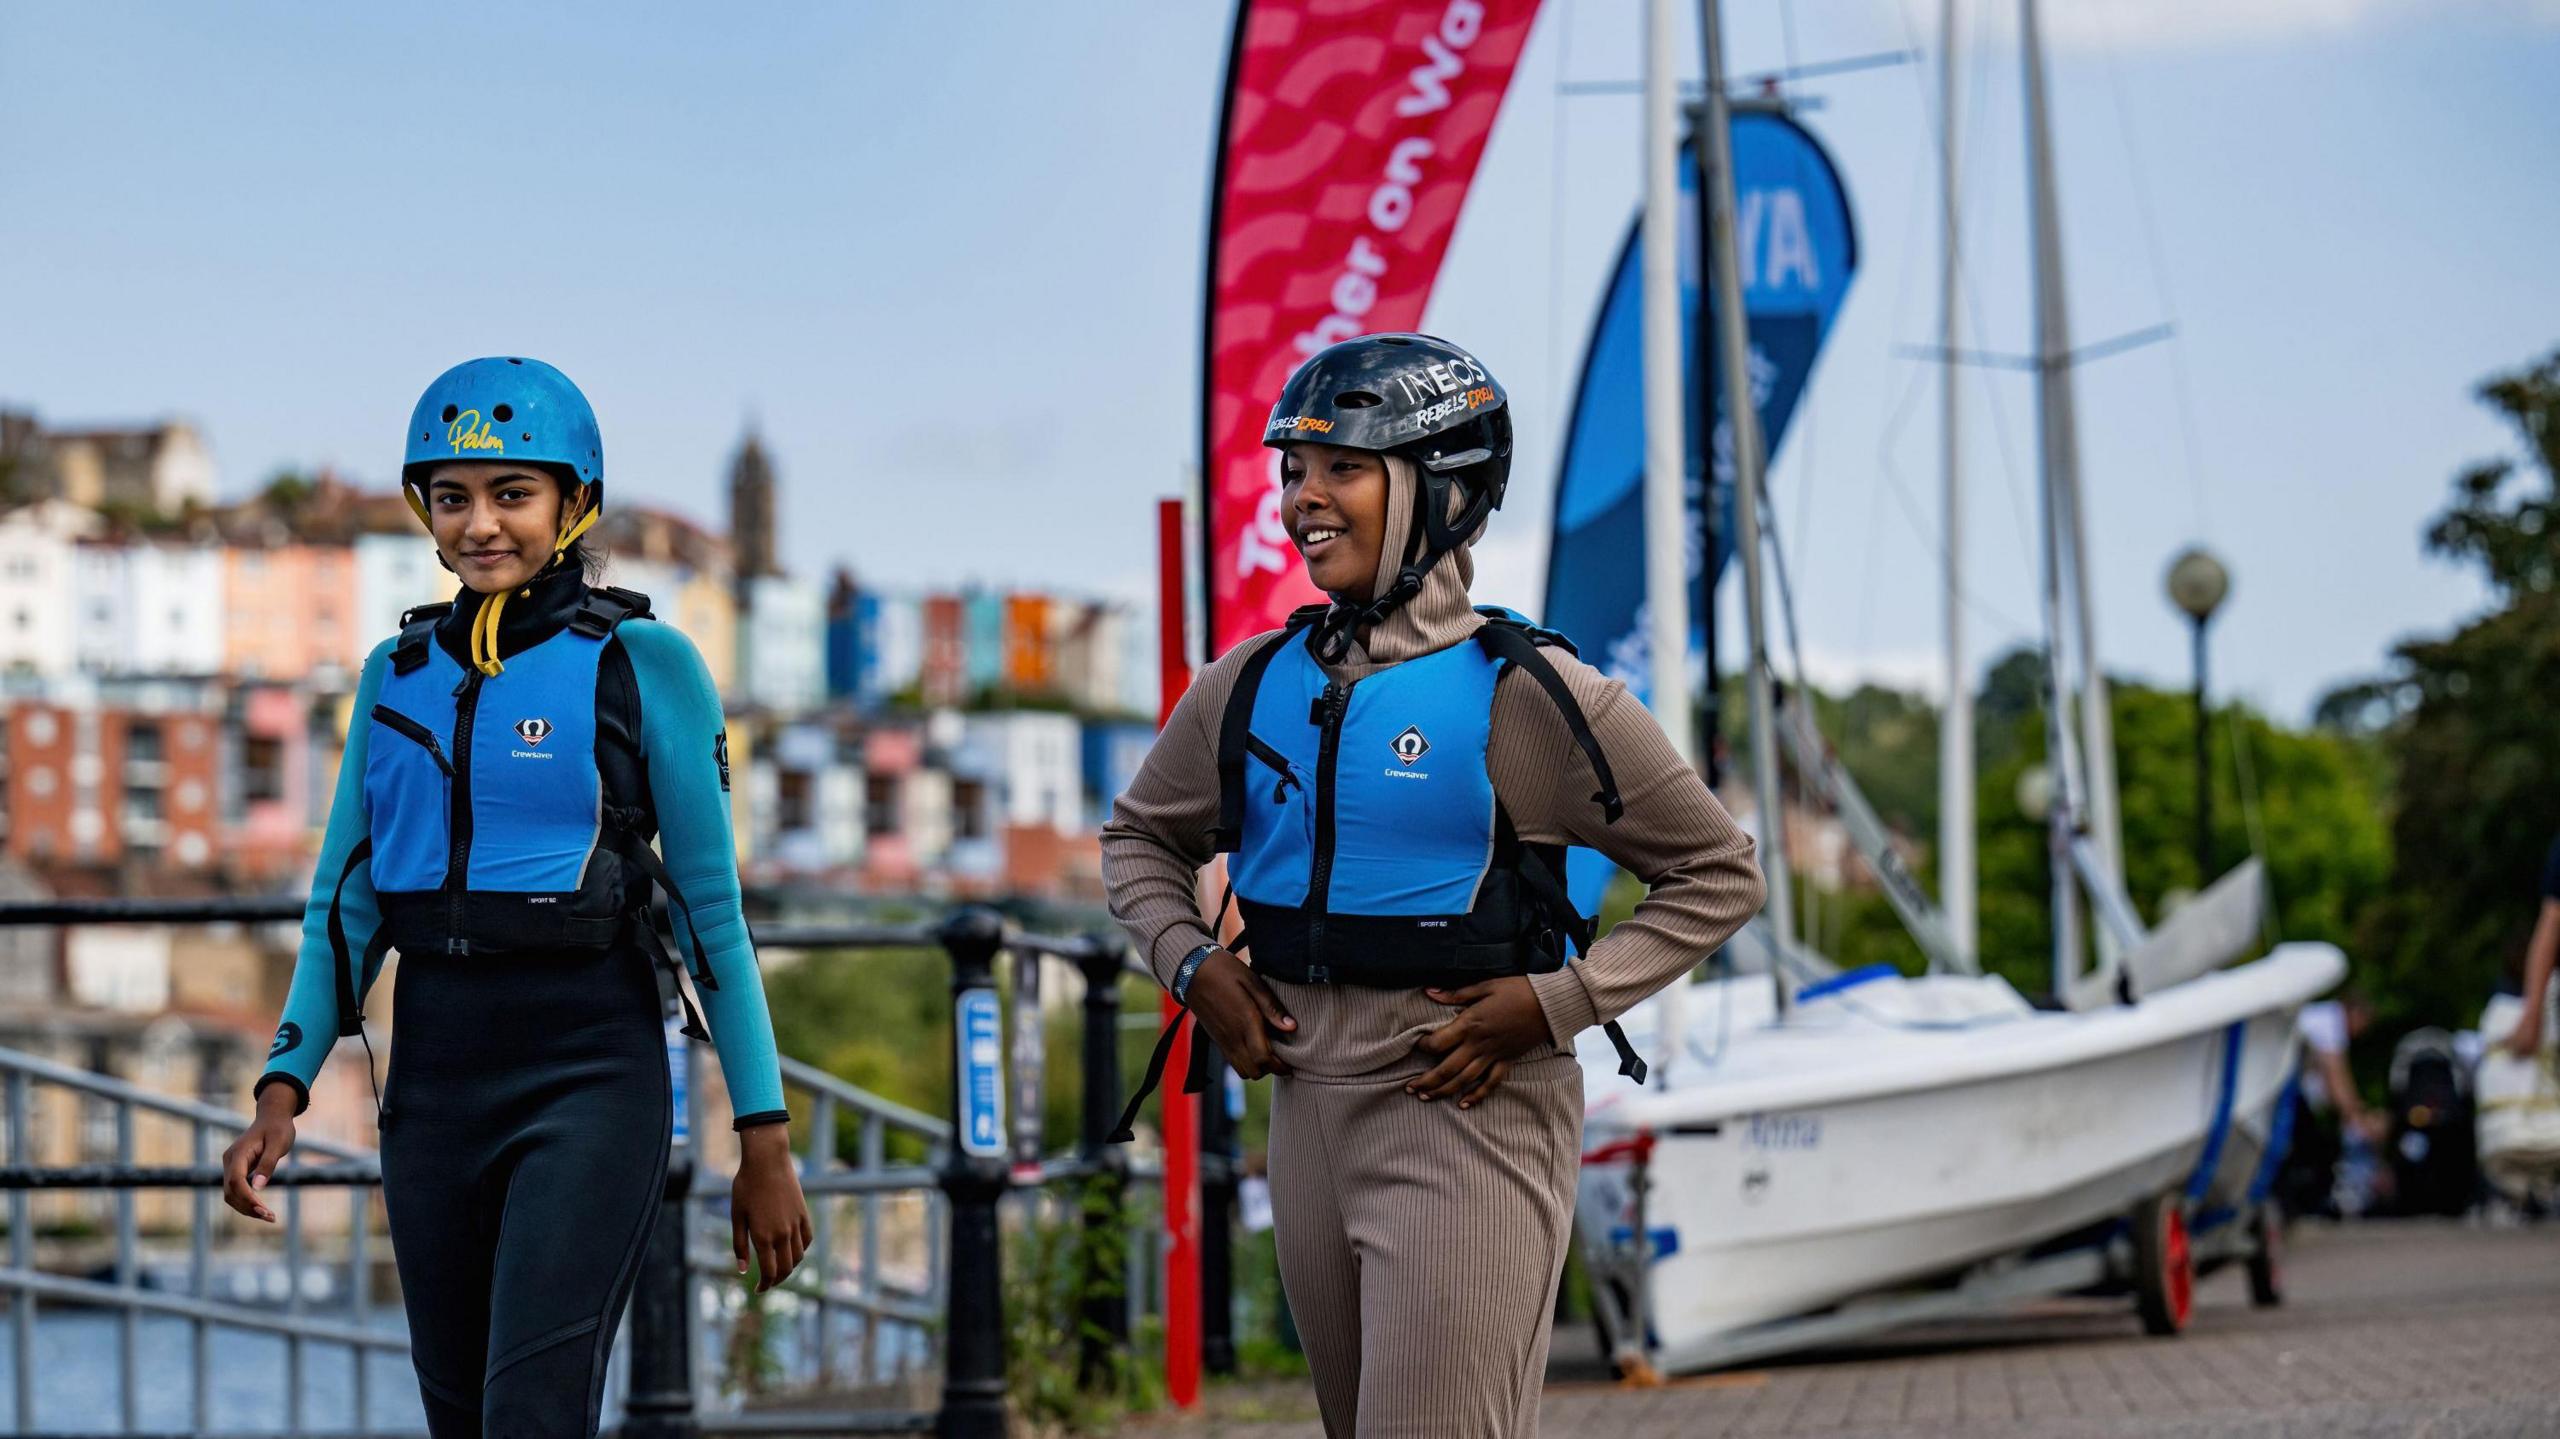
[1574,0,2342,1376]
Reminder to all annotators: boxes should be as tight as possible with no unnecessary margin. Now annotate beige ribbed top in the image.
[1101,458,1767,1081]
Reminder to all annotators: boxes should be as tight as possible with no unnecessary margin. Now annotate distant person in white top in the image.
[2299,994,2384,1139]
[2280,992,2381,1218]
[2499,836,2560,1058]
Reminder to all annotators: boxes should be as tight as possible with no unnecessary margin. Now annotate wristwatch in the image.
[1173,941,1221,1004]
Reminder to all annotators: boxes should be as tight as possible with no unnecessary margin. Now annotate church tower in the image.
[727,427,779,594]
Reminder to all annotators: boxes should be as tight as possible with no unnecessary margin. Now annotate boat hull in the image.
[1577,944,2340,1366]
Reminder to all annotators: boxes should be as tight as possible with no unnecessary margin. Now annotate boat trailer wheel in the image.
[2132,1193,2195,1337]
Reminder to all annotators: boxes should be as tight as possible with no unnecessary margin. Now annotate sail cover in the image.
[1540,111,1858,919]
[1199,0,1547,659]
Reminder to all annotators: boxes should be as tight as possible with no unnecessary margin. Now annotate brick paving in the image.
[1117,1220,2560,1437]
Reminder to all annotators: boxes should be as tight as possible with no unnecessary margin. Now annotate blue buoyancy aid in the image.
[1216,605,1626,988]
[322,586,723,1041]
[1107,606,1644,1141]
[366,604,626,953]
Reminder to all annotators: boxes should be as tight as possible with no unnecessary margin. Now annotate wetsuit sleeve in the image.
[618,620,789,1130]
[254,641,395,1116]
[1490,655,1766,1048]
[1100,642,1259,990]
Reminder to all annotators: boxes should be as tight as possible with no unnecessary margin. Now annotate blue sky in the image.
[3,1,2555,721]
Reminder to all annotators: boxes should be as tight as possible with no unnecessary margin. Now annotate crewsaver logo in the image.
[269,1022,302,1059]
[514,718,553,746]
[715,731,731,792]
[1390,725,1430,764]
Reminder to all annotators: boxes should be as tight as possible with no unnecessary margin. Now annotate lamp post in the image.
[2164,547,2230,885]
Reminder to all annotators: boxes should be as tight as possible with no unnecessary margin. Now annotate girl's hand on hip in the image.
[1188,949,1298,1079]
[732,1124,814,1293]
[1411,978,1550,1109]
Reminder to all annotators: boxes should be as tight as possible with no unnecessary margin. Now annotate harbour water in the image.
[4,1307,425,1433]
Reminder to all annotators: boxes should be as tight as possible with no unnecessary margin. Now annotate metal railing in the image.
[0,898,1172,1438]
[0,1043,397,1436]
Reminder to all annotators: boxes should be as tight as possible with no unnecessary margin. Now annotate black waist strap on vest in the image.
[1108,886,1239,1144]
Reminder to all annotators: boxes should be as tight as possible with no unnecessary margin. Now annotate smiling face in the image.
[420,461,585,593]
[1280,442,1391,599]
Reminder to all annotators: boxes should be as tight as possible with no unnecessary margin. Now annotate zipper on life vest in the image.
[443,670,484,954]
[369,705,454,778]
[1305,678,1354,970]
[1244,734,1300,801]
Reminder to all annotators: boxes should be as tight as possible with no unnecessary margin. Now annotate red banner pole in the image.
[1156,496,1203,1409]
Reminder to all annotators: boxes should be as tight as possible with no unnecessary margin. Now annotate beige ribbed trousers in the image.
[1267,1051,1583,1438]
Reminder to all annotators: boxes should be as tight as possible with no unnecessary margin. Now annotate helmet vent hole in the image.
[1335,390,1384,409]
[506,358,524,365]
[440,404,458,423]
[521,433,532,441]
[1379,336,1414,346]
[492,404,513,423]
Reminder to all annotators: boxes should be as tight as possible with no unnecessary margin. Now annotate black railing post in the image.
[620,1153,696,1438]
[938,906,1011,1439]
[1195,1037,1239,1377]
[1075,932,1132,1391]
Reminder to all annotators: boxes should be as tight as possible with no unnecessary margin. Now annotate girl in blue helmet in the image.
[224,357,811,1438]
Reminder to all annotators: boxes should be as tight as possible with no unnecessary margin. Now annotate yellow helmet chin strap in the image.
[429,484,600,679]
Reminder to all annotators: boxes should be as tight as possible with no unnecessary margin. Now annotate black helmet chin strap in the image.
[1308,467,1494,664]
[1311,564,1425,663]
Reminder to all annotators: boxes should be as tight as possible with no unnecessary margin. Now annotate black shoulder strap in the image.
[390,603,452,675]
[569,585,654,638]
[1473,619,1624,825]
[1211,612,1324,853]
[1472,605,1581,656]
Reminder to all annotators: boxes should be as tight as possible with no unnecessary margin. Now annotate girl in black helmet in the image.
[225,357,810,1438]
[1104,335,1765,1436]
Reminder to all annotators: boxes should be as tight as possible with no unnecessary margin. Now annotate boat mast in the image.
[1938,0,1975,969]
[2021,0,2088,997]
[1698,0,1793,977]
[1640,0,1695,781]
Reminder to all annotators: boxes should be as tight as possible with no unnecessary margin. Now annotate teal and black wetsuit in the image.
[255,565,784,1438]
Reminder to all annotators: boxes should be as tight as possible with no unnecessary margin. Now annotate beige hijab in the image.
[1316,454,1486,668]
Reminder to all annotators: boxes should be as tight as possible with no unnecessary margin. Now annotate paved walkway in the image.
[1119,1220,2560,1437]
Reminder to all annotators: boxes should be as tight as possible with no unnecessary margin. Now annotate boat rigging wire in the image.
[1544,0,1580,395]
[2091,2,2215,539]
[1886,0,2047,617]
[1777,0,1804,99]
[2224,704,2284,948]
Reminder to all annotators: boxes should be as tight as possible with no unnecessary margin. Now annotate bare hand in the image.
[222,1095,298,1224]
[1188,949,1297,1079]
[732,1126,813,1293]
[1409,978,1552,1109]
[2505,1016,2545,1060]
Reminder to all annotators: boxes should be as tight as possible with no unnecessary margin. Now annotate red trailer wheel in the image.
[2132,1194,2195,1336]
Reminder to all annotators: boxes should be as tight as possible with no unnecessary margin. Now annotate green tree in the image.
[1672,648,2388,997]
[261,469,317,511]
[2326,346,2560,1030]
[1970,672,2387,997]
